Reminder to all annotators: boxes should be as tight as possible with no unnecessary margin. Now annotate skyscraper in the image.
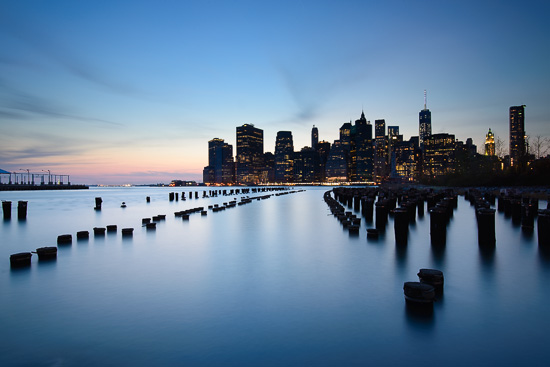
[485,128,495,156]
[419,90,431,148]
[423,133,456,178]
[509,105,526,167]
[236,124,264,184]
[203,138,234,184]
[325,140,348,182]
[375,119,385,140]
[353,111,374,182]
[274,131,294,183]
[311,125,319,150]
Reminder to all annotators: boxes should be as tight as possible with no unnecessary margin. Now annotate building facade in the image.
[509,105,526,167]
[203,138,234,184]
[274,131,294,183]
[423,133,456,178]
[236,124,264,184]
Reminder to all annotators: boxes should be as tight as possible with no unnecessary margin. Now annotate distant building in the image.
[485,128,495,156]
[374,119,388,183]
[316,140,331,182]
[311,125,319,151]
[509,105,526,167]
[375,119,385,140]
[203,138,234,184]
[236,124,264,184]
[274,131,294,183]
[353,111,374,182]
[262,152,275,183]
[392,139,418,182]
[423,133,456,178]
[419,90,432,149]
[325,140,348,182]
[294,147,319,183]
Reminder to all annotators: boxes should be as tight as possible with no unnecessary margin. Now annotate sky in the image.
[1,0,549,185]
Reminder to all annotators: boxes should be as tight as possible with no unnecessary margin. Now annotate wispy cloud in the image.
[0,21,143,97]
[0,79,123,126]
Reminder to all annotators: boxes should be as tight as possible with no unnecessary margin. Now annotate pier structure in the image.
[0,169,87,190]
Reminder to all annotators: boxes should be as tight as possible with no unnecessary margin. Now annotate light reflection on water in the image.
[1,187,549,366]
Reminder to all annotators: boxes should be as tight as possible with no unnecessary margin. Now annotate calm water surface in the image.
[1,187,549,366]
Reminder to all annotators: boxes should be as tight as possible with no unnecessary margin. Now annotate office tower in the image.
[374,119,388,183]
[375,119,386,140]
[423,133,456,178]
[509,105,526,167]
[263,152,275,183]
[294,147,319,183]
[203,138,234,184]
[236,124,264,184]
[311,125,319,150]
[274,131,294,183]
[353,111,374,182]
[316,141,331,182]
[325,140,348,182]
[392,138,417,181]
[485,128,495,156]
[419,90,432,148]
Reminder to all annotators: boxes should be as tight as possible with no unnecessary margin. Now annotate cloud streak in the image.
[0,79,123,126]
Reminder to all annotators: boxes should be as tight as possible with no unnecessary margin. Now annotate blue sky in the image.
[1,0,549,184]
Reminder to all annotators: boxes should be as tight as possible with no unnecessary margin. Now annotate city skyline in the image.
[1,1,549,184]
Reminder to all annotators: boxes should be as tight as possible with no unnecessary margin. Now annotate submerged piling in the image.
[477,208,496,247]
[2,200,12,219]
[94,197,102,210]
[393,207,409,245]
[429,207,447,245]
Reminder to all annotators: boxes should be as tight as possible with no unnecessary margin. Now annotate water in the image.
[1,187,549,366]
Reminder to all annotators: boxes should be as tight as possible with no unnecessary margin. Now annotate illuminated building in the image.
[203,138,234,184]
[509,105,526,167]
[325,140,348,182]
[353,111,374,182]
[274,131,294,183]
[294,147,319,183]
[236,124,264,184]
[374,119,389,183]
[485,128,495,156]
[423,133,456,178]
[419,90,431,148]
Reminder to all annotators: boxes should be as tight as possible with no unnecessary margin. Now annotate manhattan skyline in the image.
[1,0,549,185]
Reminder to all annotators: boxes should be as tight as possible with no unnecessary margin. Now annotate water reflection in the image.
[479,245,496,268]
[431,243,446,266]
[395,243,407,266]
[404,304,435,331]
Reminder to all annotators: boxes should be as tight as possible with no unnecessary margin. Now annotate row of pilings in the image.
[9,187,303,268]
[327,186,460,245]
[466,188,550,247]
[168,187,286,202]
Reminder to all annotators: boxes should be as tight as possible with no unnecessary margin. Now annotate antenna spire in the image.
[424,90,427,110]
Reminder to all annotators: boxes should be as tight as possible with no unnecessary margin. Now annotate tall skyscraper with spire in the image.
[419,90,431,148]
[509,105,526,167]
